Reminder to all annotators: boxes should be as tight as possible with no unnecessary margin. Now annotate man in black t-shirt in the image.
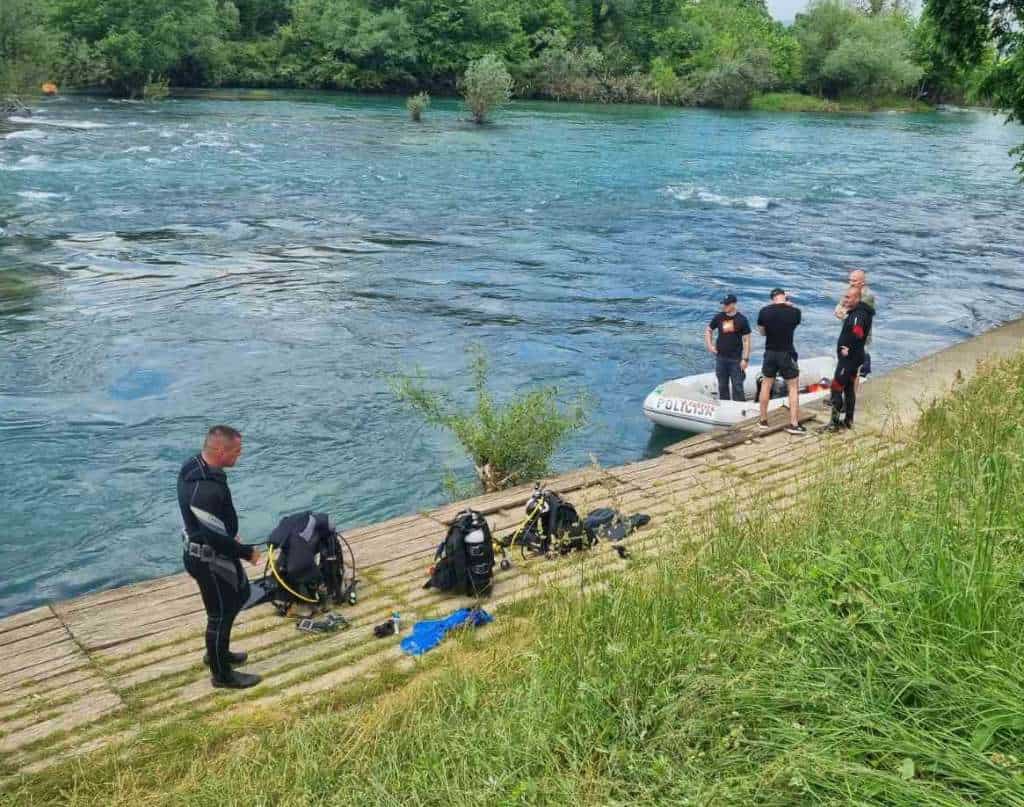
[756,288,806,435]
[704,294,752,401]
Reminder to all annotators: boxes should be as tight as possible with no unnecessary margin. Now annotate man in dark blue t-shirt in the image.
[756,288,806,435]
[704,294,752,401]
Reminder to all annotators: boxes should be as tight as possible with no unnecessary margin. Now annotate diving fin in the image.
[606,513,651,542]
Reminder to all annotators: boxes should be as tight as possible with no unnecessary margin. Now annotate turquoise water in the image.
[2,91,1023,617]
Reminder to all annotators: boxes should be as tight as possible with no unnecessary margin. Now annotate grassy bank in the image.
[751,91,933,113]
[6,356,1024,805]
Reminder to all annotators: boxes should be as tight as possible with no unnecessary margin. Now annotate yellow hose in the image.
[267,546,319,604]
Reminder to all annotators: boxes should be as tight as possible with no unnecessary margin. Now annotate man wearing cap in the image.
[704,294,752,402]
[756,288,806,435]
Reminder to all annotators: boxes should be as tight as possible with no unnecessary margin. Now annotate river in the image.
[1,90,1022,617]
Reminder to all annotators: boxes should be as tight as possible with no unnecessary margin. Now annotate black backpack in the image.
[265,511,355,610]
[513,487,597,557]
[425,510,495,597]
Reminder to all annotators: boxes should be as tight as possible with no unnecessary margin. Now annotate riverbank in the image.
[11,85,940,116]
[2,317,1024,800]
[750,91,933,113]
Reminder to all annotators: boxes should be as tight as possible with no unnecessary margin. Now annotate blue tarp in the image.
[400,607,493,656]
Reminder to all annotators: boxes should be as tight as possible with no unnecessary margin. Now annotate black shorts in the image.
[859,352,872,377]
[761,349,799,380]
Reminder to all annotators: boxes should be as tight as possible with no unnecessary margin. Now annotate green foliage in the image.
[751,90,841,111]
[143,75,171,101]
[821,15,922,97]
[926,0,1024,173]
[0,0,59,94]
[406,90,430,121]
[392,349,585,492]
[692,49,776,109]
[795,0,860,94]
[52,0,225,96]
[795,0,920,98]
[11,0,949,109]
[278,0,417,90]
[461,52,512,123]
[648,55,679,104]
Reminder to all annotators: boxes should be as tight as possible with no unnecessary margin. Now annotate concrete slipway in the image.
[2,317,1022,780]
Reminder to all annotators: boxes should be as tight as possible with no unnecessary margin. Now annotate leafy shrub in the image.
[461,53,512,124]
[393,349,585,493]
[694,49,776,109]
[143,74,170,100]
[649,56,680,105]
[406,90,430,121]
[821,16,922,97]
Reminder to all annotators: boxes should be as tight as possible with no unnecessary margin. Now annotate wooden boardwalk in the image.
[2,316,1022,781]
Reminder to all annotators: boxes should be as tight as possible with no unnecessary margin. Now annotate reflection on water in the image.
[1,90,1023,616]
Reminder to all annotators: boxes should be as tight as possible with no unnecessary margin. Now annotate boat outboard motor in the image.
[244,511,357,615]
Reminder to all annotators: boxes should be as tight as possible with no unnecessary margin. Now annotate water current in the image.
[1,90,1023,616]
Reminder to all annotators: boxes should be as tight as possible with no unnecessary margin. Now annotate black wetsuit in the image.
[830,301,875,425]
[178,454,254,681]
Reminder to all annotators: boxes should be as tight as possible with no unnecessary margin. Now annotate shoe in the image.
[211,670,262,689]
[758,420,770,429]
[843,420,854,430]
[203,650,248,667]
[819,420,843,434]
[786,423,808,435]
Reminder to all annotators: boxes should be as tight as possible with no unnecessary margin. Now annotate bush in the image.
[0,0,59,94]
[649,56,680,105]
[821,15,922,97]
[693,49,775,109]
[392,349,585,493]
[406,90,430,121]
[142,74,170,100]
[461,53,512,124]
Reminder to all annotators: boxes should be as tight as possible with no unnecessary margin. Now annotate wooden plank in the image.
[0,691,123,754]
[0,607,54,637]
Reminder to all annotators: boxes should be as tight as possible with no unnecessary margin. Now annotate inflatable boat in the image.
[643,356,836,433]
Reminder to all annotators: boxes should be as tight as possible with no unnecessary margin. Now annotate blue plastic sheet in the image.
[400,607,493,656]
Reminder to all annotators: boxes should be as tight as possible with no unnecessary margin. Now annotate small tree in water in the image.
[393,350,586,493]
[406,91,430,122]
[462,54,512,124]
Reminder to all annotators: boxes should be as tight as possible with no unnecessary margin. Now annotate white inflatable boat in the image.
[643,355,836,433]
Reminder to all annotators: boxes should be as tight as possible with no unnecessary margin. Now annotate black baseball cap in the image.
[770,287,786,298]
[721,294,737,305]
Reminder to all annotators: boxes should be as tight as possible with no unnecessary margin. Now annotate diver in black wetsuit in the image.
[178,425,263,689]
[824,287,875,432]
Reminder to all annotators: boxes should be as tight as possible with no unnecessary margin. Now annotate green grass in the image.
[751,92,932,113]
[6,356,1024,804]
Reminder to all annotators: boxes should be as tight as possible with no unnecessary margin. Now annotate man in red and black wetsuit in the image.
[823,286,875,432]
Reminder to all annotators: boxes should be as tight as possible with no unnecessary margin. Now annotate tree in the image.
[462,52,512,123]
[926,0,1024,174]
[694,49,775,109]
[281,0,417,89]
[0,0,59,94]
[820,15,921,97]
[795,0,860,95]
[52,0,226,97]
[649,55,678,104]
[393,350,586,494]
[406,90,430,120]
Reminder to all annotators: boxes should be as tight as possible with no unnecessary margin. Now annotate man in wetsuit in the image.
[756,288,806,435]
[834,268,877,387]
[705,294,752,402]
[823,286,875,432]
[178,425,263,689]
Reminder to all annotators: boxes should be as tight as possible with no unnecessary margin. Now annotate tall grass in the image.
[7,357,1024,805]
